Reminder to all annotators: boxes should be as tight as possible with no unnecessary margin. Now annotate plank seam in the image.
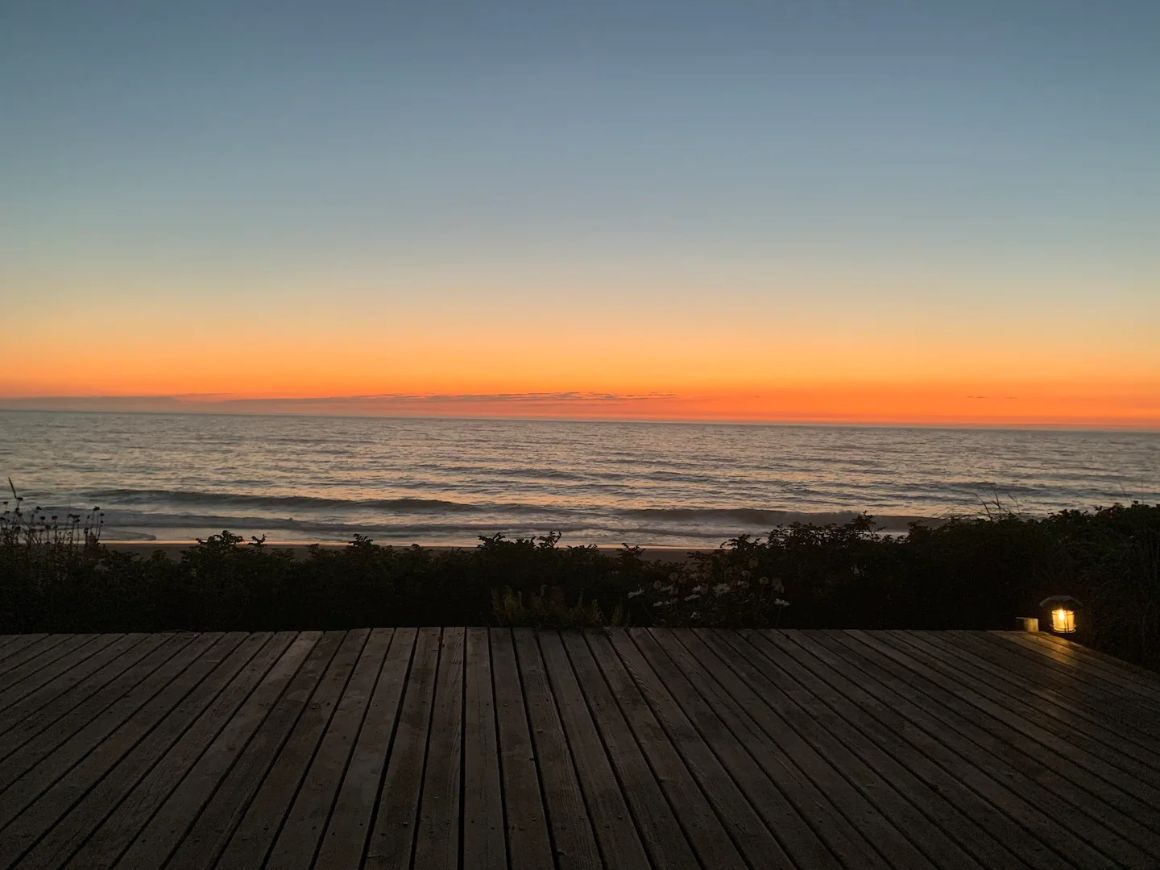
[533,630,609,869]
[651,628,881,870]
[824,630,1143,866]
[0,633,203,809]
[0,634,152,759]
[678,629,900,870]
[869,630,1160,820]
[204,631,345,870]
[166,632,325,868]
[899,631,1160,770]
[256,630,371,868]
[359,629,421,869]
[485,629,512,870]
[98,633,290,867]
[734,629,1023,870]
[72,633,279,867]
[563,631,677,870]
[405,628,444,870]
[608,631,764,870]
[509,628,561,870]
[576,631,710,870]
[12,634,254,867]
[307,630,396,870]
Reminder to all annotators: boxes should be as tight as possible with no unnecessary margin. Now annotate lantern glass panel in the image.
[1051,608,1076,634]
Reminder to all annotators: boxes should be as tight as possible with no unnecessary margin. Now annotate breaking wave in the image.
[85,489,482,513]
[617,507,934,529]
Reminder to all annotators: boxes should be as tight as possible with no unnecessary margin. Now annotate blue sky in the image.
[2,1,1158,425]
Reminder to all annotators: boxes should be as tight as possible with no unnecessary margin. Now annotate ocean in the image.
[1,411,1157,547]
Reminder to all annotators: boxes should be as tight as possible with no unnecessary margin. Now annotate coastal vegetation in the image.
[2,492,1158,671]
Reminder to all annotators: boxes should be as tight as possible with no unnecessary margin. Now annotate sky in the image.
[2,0,1158,427]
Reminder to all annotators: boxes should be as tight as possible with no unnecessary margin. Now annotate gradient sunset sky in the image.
[3,1,1158,427]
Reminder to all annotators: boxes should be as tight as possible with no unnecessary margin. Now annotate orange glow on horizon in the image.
[4,300,1157,429]
[3,380,1157,429]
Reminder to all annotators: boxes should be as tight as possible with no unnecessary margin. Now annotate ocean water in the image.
[1,410,1157,546]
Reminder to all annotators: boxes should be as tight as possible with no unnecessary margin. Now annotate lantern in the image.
[1039,595,1080,635]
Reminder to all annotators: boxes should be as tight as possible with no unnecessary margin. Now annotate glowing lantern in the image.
[1039,595,1080,635]
[1051,608,1076,633]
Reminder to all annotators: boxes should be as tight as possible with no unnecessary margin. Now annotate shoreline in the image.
[102,541,708,561]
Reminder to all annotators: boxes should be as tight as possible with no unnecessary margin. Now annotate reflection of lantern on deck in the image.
[1040,595,1080,635]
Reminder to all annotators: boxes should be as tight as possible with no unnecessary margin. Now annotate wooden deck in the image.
[0,629,1158,869]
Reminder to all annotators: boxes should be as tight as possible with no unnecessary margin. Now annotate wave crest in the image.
[85,489,479,513]
[618,507,933,529]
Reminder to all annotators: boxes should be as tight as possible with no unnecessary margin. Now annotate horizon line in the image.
[2,404,1157,434]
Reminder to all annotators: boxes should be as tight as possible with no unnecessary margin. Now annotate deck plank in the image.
[0,635,65,681]
[264,629,391,869]
[111,631,317,869]
[413,626,466,870]
[694,627,992,869]
[874,633,1160,861]
[215,629,368,869]
[0,634,48,664]
[951,630,1160,743]
[583,631,746,870]
[561,631,701,870]
[742,635,1044,870]
[64,632,294,867]
[751,630,1044,869]
[1033,632,1160,694]
[314,628,415,869]
[363,626,441,869]
[3,632,259,869]
[992,631,1160,712]
[646,629,865,869]
[807,629,1117,866]
[0,634,144,731]
[489,627,555,870]
[167,631,345,869]
[538,630,652,869]
[0,634,115,710]
[909,630,1160,764]
[1,628,1157,870]
[826,629,1157,867]
[0,635,96,695]
[867,631,1160,821]
[0,634,161,761]
[513,627,602,870]
[460,627,507,870]
[0,633,214,812]
[605,628,791,869]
